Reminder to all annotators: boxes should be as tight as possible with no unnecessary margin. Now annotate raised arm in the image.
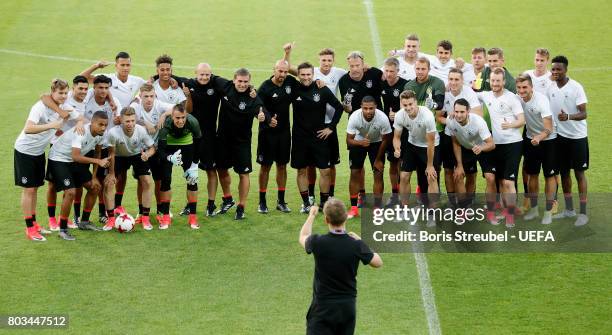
[299,205,319,249]
[80,60,111,84]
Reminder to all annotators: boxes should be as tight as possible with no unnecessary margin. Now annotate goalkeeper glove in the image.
[167,149,183,166]
[184,162,199,185]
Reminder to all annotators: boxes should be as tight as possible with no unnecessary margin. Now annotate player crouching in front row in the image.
[46,111,110,240]
[102,107,156,231]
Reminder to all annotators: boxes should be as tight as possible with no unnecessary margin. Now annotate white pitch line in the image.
[362,1,443,335]
[0,48,271,73]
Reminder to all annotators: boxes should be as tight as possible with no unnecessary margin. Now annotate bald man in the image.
[179,63,222,216]
[255,60,299,213]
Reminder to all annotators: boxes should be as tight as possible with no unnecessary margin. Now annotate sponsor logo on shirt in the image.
[313,94,320,102]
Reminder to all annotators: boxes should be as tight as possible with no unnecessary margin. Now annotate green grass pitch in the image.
[0,1,611,334]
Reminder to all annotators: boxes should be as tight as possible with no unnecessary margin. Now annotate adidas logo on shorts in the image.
[582,162,587,168]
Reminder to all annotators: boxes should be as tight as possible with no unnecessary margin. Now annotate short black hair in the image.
[72,75,88,85]
[454,98,470,110]
[173,104,185,113]
[93,74,112,86]
[156,54,173,67]
[551,55,569,68]
[297,62,314,72]
[115,51,130,61]
[437,40,453,52]
[92,110,108,120]
[361,95,376,105]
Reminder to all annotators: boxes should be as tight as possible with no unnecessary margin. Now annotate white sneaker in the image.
[541,211,552,225]
[552,209,576,220]
[574,214,589,226]
[523,207,539,221]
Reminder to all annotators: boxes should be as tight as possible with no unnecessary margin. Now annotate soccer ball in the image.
[115,213,135,233]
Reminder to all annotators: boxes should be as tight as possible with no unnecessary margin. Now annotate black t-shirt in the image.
[213,76,266,143]
[184,77,221,136]
[305,232,374,301]
[291,82,343,138]
[338,67,383,113]
[257,75,298,132]
[381,77,409,115]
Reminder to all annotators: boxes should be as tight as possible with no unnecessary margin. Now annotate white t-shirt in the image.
[14,101,78,156]
[346,109,392,143]
[153,79,187,105]
[49,124,104,162]
[132,99,174,145]
[419,54,476,86]
[397,57,416,81]
[443,85,481,115]
[107,124,154,157]
[521,91,556,140]
[104,73,146,108]
[83,90,122,146]
[315,67,347,123]
[393,106,439,147]
[524,70,553,94]
[446,113,492,149]
[477,90,524,144]
[547,78,588,139]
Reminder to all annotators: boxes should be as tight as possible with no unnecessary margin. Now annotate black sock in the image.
[47,204,56,218]
[73,201,81,218]
[138,204,143,215]
[374,197,382,208]
[143,207,151,217]
[25,216,34,228]
[580,200,587,215]
[329,184,335,197]
[523,181,529,195]
[259,190,266,205]
[188,202,197,214]
[32,214,37,223]
[300,191,309,206]
[82,209,91,222]
[237,204,244,213]
[530,195,538,208]
[278,188,286,204]
[350,195,358,207]
[308,183,315,196]
[207,199,215,207]
[162,202,170,215]
[545,200,553,211]
[359,189,366,201]
[564,194,574,211]
[115,193,123,207]
[320,192,329,206]
[223,195,233,203]
[59,217,68,230]
[106,209,115,218]
[156,202,161,213]
[99,202,106,217]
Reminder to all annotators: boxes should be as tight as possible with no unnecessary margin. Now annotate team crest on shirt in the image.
[168,93,176,101]
[131,140,138,146]
[313,93,320,102]
[366,80,372,88]
[63,178,70,187]
[393,89,400,97]
[207,89,214,95]
[21,177,28,184]
[239,101,246,110]
[285,86,291,94]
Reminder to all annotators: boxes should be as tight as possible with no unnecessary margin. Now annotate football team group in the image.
[14,34,589,241]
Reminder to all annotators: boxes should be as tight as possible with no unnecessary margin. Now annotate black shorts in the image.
[161,144,195,187]
[306,299,356,335]
[199,132,216,170]
[116,154,151,177]
[459,146,496,176]
[386,131,407,162]
[439,131,456,169]
[524,138,559,177]
[14,150,46,188]
[327,127,340,166]
[291,136,331,170]
[493,142,522,181]
[256,128,291,166]
[215,138,252,174]
[349,142,383,170]
[556,135,589,173]
[400,142,441,173]
[86,148,110,179]
[46,160,92,192]
[147,152,164,180]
